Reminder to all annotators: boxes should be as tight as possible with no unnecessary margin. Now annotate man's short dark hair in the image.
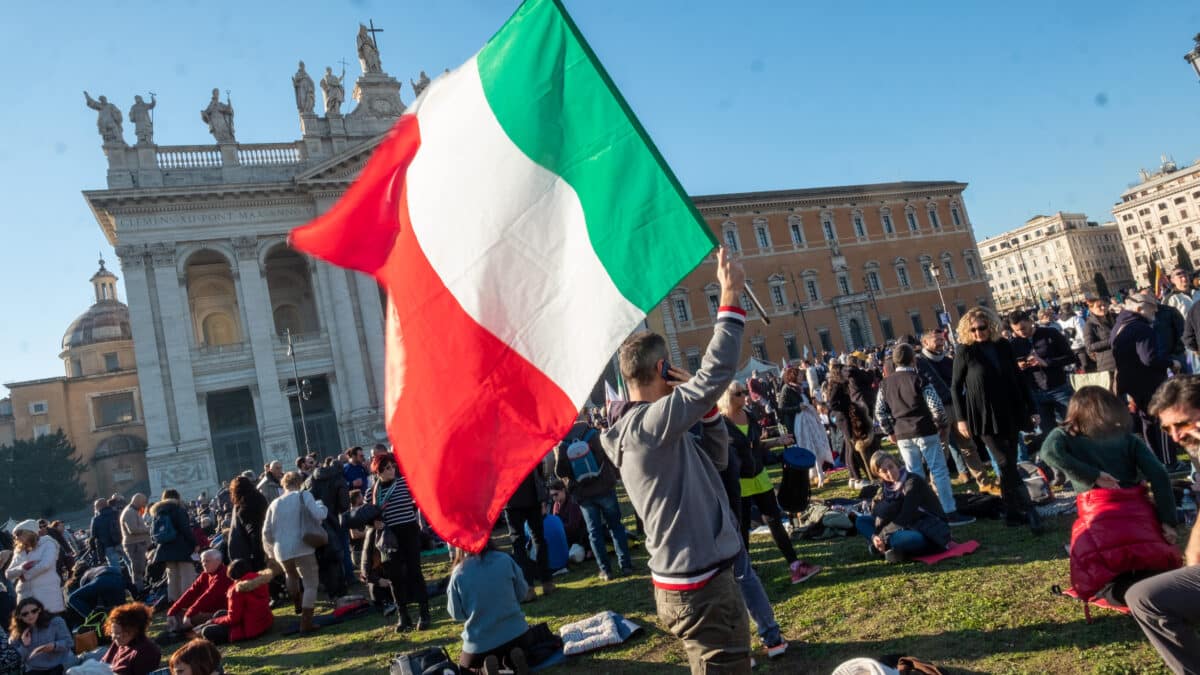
[619,331,668,386]
[892,343,915,367]
[1008,310,1030,326]
[1149,375,1200,417]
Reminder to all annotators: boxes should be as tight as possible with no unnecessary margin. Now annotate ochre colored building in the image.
[650,181,994,369]
[2,260,149,499]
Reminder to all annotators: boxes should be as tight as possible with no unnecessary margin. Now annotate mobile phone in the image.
[660,360,674,382]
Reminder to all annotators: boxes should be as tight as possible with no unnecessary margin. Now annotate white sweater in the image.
[5,536,64,613]
[262,489,328,563]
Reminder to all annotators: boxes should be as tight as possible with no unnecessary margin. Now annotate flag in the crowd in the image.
[604,380,622,404]
[803,344,810,359]
[1154,263,1172,299]
[290,0,715,552]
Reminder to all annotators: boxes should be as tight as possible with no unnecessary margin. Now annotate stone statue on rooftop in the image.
[129,94,156,145]
[201,88,236,143]
[411,71,431,97]
[84,91,124,145]
[357,24,382,74]
[293,61,315,114]
[321,67,345,116]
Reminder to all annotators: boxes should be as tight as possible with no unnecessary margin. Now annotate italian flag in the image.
[291,0,715,551]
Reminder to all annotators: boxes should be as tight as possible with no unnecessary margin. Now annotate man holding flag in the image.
[602,247,752,674]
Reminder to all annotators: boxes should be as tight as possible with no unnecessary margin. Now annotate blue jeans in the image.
[339,528,355,583]
[732,546,781,647]
[895,434,956,516]
[577,491,632,575]
[856,517,931,556]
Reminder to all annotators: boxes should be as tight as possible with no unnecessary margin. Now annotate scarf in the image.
[882,469,908,498]
[920,348,945,362]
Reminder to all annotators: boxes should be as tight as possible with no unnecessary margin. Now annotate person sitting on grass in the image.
[856,452,952,563]
[101,602,161,675]
[1040,385,1179,606]
[546,481,586,552]
[165,550,231,633]
[192,559,274,645]
[8,596,73,674]
[168,638,224,675]
[447,543,534,675]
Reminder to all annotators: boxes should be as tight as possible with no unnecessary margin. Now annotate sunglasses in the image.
[20,609,39,617]
[969,325,989,333]
[731,390,747,396]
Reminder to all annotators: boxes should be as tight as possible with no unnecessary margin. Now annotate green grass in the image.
[207,472,1180,674]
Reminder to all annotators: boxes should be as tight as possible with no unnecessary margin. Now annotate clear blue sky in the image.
[1,1,1198,390]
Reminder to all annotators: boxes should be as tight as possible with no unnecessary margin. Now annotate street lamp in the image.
[929,264,952,338]
[284,328,312,455]
[1186,33,1200,82]
[788,271,816,357]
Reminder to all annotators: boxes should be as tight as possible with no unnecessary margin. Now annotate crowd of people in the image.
[2,250,1199,675]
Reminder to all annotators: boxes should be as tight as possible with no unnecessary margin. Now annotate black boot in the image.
[415,602,431,631]
[394,605,414,633]
[1027,508,1045,536]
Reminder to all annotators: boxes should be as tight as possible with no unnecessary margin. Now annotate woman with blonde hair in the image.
[3,521,63,615]
[719,381,819,584]
[951,306,1043,533]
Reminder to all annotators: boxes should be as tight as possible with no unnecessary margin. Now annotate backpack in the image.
[389,646,459,675]
[565,429,601,483]
[1018,461,1054,505]
[151,511,178,545]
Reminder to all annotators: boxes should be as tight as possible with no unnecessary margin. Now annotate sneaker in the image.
[848,479,860,489]
[765,641,788,659]
[598,570,611,582]
[947,512,976,527]
[482,655,502,675]
[884,549,905,564]
[789,560,822,583]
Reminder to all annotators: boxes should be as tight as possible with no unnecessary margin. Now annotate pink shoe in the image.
[790,560,822,584]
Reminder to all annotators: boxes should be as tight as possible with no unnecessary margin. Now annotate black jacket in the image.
[775,383,804,433]
[1112,309,1171,409]
[724,416,766,480]
[915,352,954,406]
[553,422,618,500]
[951,339,1035,438]
[1084,310,1116,372]
[1008,326,1075,391]
[871,472,950,550]
[505,469,547,511]
[90,506,121,549]
[305,465,350,528]
[1154,303,1187,363]
[847,367,879,414]
[1183,301,1200,354]
[228,493,268,570]
[149,499,196,564]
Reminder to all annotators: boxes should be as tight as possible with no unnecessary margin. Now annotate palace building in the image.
[648,181,993,369]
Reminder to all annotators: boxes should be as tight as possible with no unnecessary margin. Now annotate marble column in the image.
[147,243,217,498]
[324,267,371,414]
[353,272,386,409]
[114,246,171,450]
[232,236,297,464]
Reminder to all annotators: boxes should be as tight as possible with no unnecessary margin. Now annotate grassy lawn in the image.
[211,468,1180,674]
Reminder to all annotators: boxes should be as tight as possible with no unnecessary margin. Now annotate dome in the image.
[62,300,132,350]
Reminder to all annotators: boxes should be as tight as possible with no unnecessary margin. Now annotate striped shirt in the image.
[374,476,417,527]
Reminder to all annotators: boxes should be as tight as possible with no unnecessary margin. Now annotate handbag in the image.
[299,492,329,549]
[73,610,106,654]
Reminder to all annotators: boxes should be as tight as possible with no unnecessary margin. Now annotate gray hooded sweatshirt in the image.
[601,309,744,584]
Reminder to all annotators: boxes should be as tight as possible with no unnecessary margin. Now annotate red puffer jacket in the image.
[210,569,274,642]
[1070,484,1181,601]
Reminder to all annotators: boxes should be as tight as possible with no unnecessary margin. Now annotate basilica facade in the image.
[83,28,408,498]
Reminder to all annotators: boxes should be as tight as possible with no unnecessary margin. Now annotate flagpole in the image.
[743,285,771,326]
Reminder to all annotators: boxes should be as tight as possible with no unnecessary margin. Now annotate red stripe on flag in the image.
[291,115,578,552]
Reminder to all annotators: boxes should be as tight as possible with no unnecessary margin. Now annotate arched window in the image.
[919,255,935,285]
[767,274,787,307]
[905,206,919,232]
[753,217,771,250]
[186,250,242,347]
[836,273,852,296]
[265,246,320,337]
[894,258,911,289]
[940,252,956,281]
[927,203,941,229]
[951,201,964,227]
[802,271,820,302]
[669,288,691,323]
[821,211,836,241]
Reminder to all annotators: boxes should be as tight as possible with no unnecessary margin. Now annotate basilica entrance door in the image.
[206,388,264,484]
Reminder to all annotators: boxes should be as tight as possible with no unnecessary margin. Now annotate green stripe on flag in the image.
[477,0,716,312]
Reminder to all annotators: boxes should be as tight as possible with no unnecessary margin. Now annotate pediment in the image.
[295,135,387,184]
